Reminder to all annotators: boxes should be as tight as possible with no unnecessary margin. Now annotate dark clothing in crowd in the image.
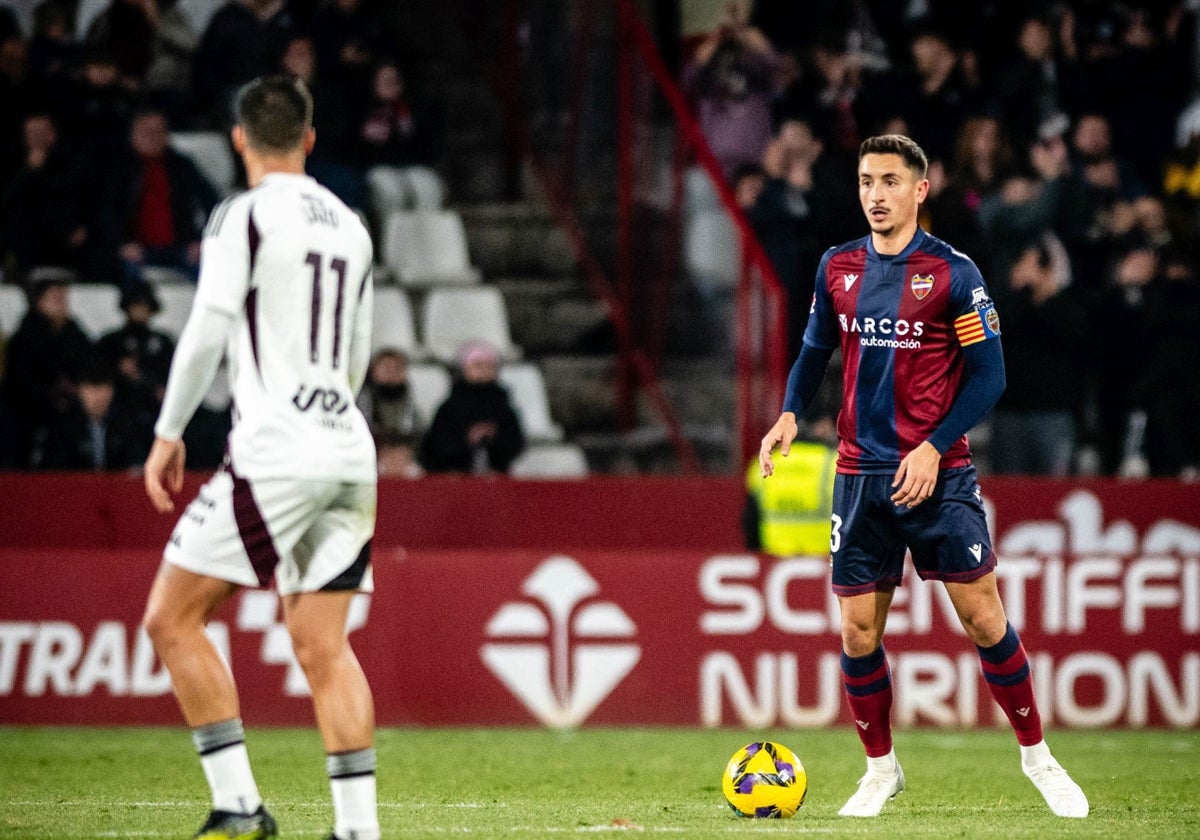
[35,391,150,470]
[420,380,525,474]
[1,308,93,466]
[100,146,219,256]
[1,144,90,273]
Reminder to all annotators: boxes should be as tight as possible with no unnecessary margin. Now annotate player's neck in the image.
[243,153,307,188]
[871,222,919,257]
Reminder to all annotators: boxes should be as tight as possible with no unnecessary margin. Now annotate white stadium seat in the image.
[381,210,481,287]
[366,165,446,215]
[371,287,424,358]
[170,131,237,195]
[407,362,452,426]
[68,284,123,340]
[685,209,739,291]
[421,286,519,365]
[509,443,589,478]
[150,282,196,339]
[499,363,563,442]
[0,284,27,336]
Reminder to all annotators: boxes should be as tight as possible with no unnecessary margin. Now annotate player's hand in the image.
[759,412,798,478]
[891,441,940,508]
[144,436,186,514]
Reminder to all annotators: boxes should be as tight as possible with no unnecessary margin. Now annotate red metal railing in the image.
[484,0,789,471]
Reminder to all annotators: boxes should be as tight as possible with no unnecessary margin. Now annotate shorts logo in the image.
[480,556,641,728]
[844,274,859,291]
[969,543,983,564]
[910,274,934,300]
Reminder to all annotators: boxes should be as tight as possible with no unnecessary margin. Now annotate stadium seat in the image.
[499,363,563,442]
[366,165,446,215]
[371,286,425,358]
[380,210,482,287]
[421,286,519,364]
[509,443,589,478]
[170,131,237,195]
[150,282,196,339]
[0,284,27,336]
[685,209,740,291]
[68,284,123,340]
[407,362,452,426]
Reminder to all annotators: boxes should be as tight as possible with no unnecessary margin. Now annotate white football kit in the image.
[156,173,377,594]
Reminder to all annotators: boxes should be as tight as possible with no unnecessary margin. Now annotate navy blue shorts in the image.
[830,465,995,596]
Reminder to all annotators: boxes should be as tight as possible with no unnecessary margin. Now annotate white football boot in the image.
[838,754,905,817]
[1022,754,1089,818]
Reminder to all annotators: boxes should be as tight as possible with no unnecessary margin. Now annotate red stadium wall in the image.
[1,476,1197,728]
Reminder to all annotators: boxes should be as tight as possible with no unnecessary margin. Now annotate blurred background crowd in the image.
[687,0,1200,479]
[0,0,1198,481]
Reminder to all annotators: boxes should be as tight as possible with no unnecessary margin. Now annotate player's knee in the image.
[840,620,883,658]
[958,606,1007,646]
[290,632,345,679]
[142,603,180,651]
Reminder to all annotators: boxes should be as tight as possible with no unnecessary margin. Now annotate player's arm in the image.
[760,251,838,477]
[145,197,250,513]
[891,336,1005,508]
[146,305,235,512]
[760,343,836,475]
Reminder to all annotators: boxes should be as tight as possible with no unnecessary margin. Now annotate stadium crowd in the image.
[690,0,1200,479]
[0,0,455,472]
[0,0,1198,480]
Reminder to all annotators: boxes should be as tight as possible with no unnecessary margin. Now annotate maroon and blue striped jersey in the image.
[802,227,1001,475]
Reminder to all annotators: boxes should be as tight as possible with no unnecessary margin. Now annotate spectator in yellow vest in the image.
[744,432,837,557]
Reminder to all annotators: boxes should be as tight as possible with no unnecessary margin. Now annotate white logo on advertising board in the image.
[480,555,641,728]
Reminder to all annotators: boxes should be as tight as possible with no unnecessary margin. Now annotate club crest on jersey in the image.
[910,274,934,300]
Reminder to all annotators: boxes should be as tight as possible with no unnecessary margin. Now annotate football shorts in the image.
[164,468,376,595]
[830,465,995,596]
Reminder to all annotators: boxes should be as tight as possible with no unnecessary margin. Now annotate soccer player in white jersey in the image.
[141,75,380,840]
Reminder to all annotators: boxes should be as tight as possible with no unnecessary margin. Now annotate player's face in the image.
[858,153,928,240]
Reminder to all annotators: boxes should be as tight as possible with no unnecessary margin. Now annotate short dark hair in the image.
[235,75,313,153]
[859,134,929,179]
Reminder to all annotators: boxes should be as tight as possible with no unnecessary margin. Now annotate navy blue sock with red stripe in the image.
[841,646,893,757]
[978,622,1044,746]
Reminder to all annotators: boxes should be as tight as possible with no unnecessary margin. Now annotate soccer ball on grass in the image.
[721,740,807,818]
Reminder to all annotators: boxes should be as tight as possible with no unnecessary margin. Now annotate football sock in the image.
[977,622,1044,746]
[1019,739,1053,769]
[192,718,263,814]
[328,747,379,840]
[841,646,894,758]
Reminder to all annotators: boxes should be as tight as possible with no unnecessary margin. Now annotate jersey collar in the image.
[866,226,927,262]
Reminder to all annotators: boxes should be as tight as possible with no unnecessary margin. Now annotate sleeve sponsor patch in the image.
[954,308,1001,345]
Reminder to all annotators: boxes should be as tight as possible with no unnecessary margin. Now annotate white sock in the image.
[866,748,898,775]
[193,719,262,814]
[328,748,379,840]
[1020,739,1053,769]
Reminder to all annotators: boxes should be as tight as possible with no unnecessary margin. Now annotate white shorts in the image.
[164,469,377,596]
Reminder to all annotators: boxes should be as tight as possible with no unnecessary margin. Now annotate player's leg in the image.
[830,473,906,817]
[146,469,286,837]
[945,574,1088,817]
[282,590,379,840]
[143,564,275,837]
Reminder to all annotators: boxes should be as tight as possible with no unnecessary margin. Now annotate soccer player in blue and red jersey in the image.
[759,135,1088,819]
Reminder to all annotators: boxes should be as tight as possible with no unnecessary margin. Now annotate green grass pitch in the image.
[1,727,1197,838]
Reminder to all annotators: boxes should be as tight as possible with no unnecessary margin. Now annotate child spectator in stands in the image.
[97,280,175,416]
[1,112,91,277]
[421,340,524,475]
[1,276,93,467]
[357,59,444,213]
[32,356,152,470]
[99,108,220,287]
